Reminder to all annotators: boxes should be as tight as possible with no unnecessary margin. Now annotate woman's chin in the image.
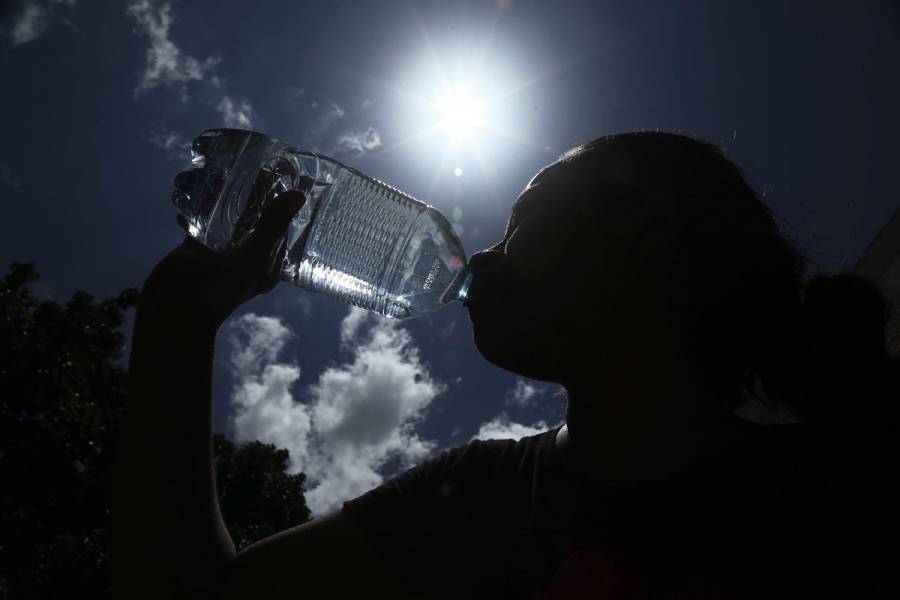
[473,326,553,380]
[473,325,514,368]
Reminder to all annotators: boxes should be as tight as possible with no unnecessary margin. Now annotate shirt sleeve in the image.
[341,438,510,597]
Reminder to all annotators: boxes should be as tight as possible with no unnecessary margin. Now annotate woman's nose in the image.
[467,248,505,276]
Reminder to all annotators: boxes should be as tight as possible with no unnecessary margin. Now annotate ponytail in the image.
[757,273,898,427]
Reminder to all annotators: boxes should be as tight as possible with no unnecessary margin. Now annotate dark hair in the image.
[790,273,896,425]
[560,131,896,422]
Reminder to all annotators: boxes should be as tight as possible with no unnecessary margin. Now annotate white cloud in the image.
[228,314,293,375]
[217,96,253,129]
[232,361,313,464]
[226,315,314,502]
[339,306,370,346]
[148,127,190,160]
[506,378,539,407]
[471,414,552,442]
[311,309,440,453]
[8,0,76,46]
[0,166,21,189]
[10,2,48,45]
[226,308,444,517]
[334,127,382,158]
[126,0,219,99]
[504,378,564,409]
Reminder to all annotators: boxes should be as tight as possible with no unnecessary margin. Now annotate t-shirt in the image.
[341,424,828,599]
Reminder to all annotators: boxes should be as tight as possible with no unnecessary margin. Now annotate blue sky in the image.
[2,0,898,515]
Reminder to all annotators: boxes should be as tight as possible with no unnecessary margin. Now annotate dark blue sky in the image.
[2,0,898,514]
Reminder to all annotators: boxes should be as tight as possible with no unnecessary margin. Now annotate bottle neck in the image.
[447,269,474,304]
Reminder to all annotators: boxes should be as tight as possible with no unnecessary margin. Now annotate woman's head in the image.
[467,131,804,404]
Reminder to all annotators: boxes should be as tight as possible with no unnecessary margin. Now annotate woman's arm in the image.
[110,191,304,599]
[111,299,228,598]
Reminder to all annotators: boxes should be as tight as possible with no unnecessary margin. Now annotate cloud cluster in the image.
[225,308,443,517]
[8,0,77,46]
[126,2,381,162]
[127,2,256,158]
[126,0,220,99]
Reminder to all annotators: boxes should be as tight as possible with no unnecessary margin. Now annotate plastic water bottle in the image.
[171,128,473,319]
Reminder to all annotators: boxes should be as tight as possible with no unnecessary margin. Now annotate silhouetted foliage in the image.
[0,262,137,598]
[214,435,312,550]
[0,263,311,598]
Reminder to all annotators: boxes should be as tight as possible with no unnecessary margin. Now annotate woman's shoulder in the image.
[437,424,562,478]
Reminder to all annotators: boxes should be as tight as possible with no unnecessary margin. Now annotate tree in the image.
[0,263,311,599]
[213,435,312,551]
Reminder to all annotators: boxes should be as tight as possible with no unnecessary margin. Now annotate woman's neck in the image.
[555,383,757,484]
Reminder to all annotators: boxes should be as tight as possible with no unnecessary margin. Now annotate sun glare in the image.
[381,44,553,195]
[436,85,483,142]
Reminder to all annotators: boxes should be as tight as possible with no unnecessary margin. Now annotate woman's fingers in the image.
[239,189,306,273]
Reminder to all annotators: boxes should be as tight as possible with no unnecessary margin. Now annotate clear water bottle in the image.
[171,128,473,318]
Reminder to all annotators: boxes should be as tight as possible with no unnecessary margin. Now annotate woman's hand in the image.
[139,189,306,333]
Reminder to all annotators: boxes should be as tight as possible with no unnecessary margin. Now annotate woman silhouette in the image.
[111,132,898,599]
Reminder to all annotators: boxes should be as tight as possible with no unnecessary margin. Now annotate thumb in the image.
[243,190,306,260]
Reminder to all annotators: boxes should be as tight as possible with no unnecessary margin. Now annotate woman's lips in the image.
[462,270,487,309]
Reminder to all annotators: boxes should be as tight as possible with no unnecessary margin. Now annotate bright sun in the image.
[435,84,483,142]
